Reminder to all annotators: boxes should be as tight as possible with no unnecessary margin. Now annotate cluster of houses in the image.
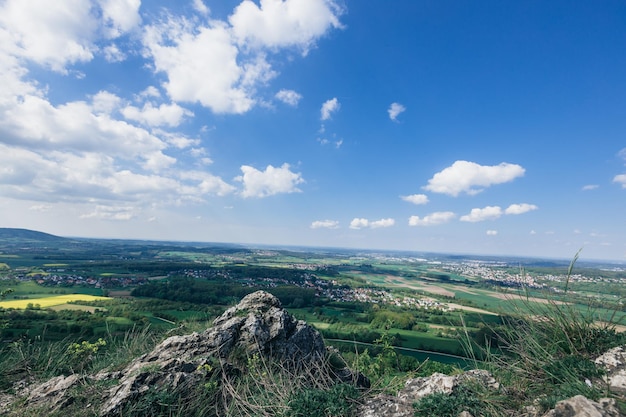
[3,268,147,288]
[441,262,545,288]
[326,286,448,311]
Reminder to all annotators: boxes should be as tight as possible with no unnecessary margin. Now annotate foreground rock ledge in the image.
[16,291,363,416]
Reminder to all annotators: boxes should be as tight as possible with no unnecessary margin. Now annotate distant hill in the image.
[0,228,67,242]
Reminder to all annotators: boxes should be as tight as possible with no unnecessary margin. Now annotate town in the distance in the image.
[1,227,625,359]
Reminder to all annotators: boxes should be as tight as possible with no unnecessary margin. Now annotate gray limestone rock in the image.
[357,369,498,417]
[596,346,626,395]
[99,290,328,415]
[541,395,621,417]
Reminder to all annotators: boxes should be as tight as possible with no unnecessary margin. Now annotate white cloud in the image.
[80,204,137,221]
[0,95,176,171]
[320,97,340,120]
[29,204,52,212]
[275,89,302,106]
[158,132,200,149]
[0,0,98,72]
[236,163,304,198]
[423,160,526,196]
[505,203,538,215]
[401,194,429,205]
[99,0,142,38]
[388,102,405,121]
[311,220,339,229]
[614,174,626,189]
[138,86,161,99]
[349,217,394,229]
[143,20,258,114]
[192,0,210,15]
[140,1,341,115]
[582,184,599,191]
[486,230,498,236]
[619,148,626,160]
[409,211,456,226]
[121,102,193,127]
[460,206,503,222]
[103,44,126,62]
[229,0,343,53]
[370,218,395,228]
[349,218,369,229]
[0,142,235,205]
[91,90,122,114]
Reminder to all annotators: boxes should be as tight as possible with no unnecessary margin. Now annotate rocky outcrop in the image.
[357,369,499,417]
[596,345,626,395]
[14,291,363,416]
[542,395,621,417]
[357,367,625,417]
[99,290,337,415]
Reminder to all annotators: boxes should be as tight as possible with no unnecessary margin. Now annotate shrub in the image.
[286,383,360,417]
[413,383,493,417]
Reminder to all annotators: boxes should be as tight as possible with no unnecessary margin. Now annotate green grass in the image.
[462,257,626,414]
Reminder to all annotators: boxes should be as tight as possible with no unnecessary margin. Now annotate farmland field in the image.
[0,294,110,309]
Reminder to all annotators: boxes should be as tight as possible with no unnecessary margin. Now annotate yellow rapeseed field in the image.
[0,294,110,309]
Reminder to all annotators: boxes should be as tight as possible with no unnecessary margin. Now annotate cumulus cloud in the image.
[0,0,140,72]
[236,163,304,198]
[143,21,259,114]
[0,0,341,224]
[423,160,526,196]
[91,90,122,114]
[486,230,498,236]
[582,184,599,191]
[614,174,626,189]
[103,44,126,62]
[370,218,395,228]
[275,89,302,106]
[349,218,369,229]
[99,0,142,38]
[505,203,538,215]
[0,0,97,72]
[0,94,175,171]
[141,0,341,114]
[320,98,340,120]
[460,203,538,222]
[80,205,138,221]
[311,220,339,229]
[408,212,456,226]
[121,102,193,127]
[401,194,429,205]
[229,0,343,53]
[192,0,210,15]
[349,218,395,229]
[0,143,235,205]
[460,206,503,222]
[388,102,405,121]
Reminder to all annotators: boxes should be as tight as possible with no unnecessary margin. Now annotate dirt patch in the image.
[419,284,455,298]
[447,303,498,315]
[382,275,456,297]
[488,292,566,304]
[109,290,132,297]
[454,286,480,295]
[48,304,103,313]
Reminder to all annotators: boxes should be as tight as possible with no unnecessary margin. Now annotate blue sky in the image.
[1,0,625,261]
